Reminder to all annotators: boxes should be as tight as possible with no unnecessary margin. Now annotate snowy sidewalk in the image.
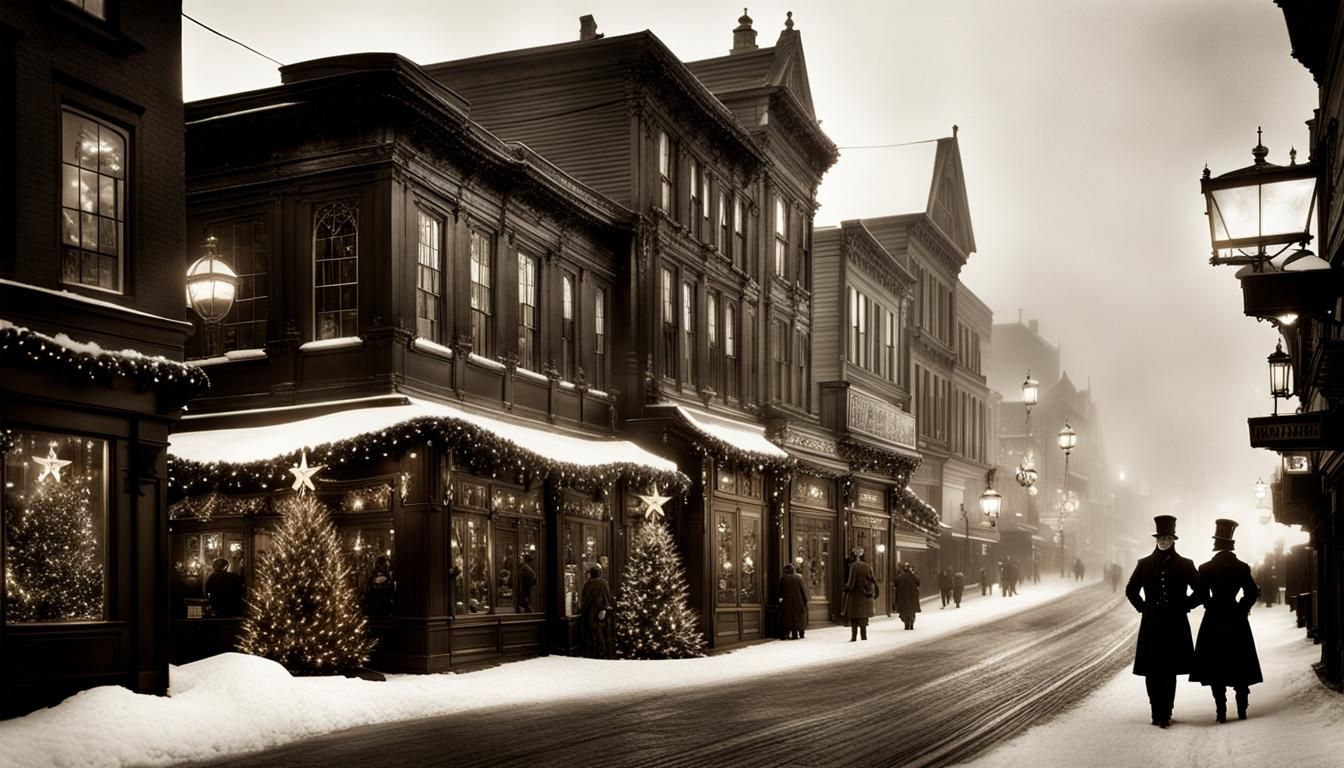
[0,577,1089,768]
[961,603,1342,768]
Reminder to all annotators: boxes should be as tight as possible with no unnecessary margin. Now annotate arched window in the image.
[313,201,358,340]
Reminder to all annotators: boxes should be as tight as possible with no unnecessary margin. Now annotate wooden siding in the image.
[810,228,844,386]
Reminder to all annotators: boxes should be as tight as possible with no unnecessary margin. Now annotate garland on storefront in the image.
[0,320,209,405]
[169,416,690,499]
[169,492,270,521]
[892,485,942,535]
[671,428,796,478]
[837,437,920,484]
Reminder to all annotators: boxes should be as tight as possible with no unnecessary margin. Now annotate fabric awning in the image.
[674,405,789,461]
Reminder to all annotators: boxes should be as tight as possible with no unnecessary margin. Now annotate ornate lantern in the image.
[185,236,238,324]
[1201,129,1317,271]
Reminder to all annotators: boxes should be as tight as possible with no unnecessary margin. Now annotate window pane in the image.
[716,512,736,605]
[314,202,358,340]
[4,431,107,623]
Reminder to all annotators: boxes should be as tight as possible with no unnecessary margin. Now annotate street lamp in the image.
[959,503,972,572]
[979,486,1002,527]
[1057,422,1078,578]
[1268,341,1292,415]
[186,235,239,356]
[1201,128,1317,272]
[1017,371,1039,491]
[1254,477,1268,501]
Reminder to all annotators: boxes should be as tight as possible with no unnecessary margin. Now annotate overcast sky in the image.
[181,0,1315,560]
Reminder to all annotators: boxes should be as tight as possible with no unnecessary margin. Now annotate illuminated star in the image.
[288,449,325,495]
[33,444,72,483]
[637,488,671,523]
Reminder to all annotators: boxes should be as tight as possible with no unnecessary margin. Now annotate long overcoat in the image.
[779,571,810,634]
[1125,548,1201,676]
[841,559,878,621]
[894,569,922,618]
[1190,550,1263,687]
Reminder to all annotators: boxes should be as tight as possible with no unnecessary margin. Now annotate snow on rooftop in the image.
[815,139,938,226]
[169,397,677,472]
[675,405,788,460]
[0,279,191,327]
[0,579,1092,768]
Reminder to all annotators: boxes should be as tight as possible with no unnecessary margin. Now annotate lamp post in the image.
[959,503,971,572]
[1268,341,1292,415]
[1057,422,1078,578]
[186,236,239,356]
[1017,371,1040,492]
[1201,128,1317,272]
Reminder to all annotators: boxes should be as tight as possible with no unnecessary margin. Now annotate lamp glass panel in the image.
[1022,381,1038,406]
[1209,177,1315,245]
[1269,358,1291,397]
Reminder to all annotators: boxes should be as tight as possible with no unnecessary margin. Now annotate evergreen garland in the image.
[2,470,102,622]
[237,494,374,675]
[614,520,705,660]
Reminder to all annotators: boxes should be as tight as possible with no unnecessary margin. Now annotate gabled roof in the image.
[685,23,815,119]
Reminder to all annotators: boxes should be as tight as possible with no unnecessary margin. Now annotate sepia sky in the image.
[181,0,1316,561]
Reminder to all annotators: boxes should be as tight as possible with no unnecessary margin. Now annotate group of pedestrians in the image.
[1126,515,1263,728]
[936,568,965,608]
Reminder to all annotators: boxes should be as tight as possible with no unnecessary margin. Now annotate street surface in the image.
[196,582,1135,768]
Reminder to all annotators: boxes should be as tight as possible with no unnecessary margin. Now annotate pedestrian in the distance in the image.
[1031,557,1040,584]
[952,570,965,608]
[1005,558,1019,596]
[894,561,921,630]
[938,568,953,608]
[516,552,537,613]
[1125,515,1202,728]
[580,565,613,659]
[978,567,989,596]
[779,562,809,640]
[841,547,878,641]
[1190,519,1263,723]
[1260,563,1277,608]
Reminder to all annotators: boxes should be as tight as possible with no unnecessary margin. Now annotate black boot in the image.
[1236,690,1248,720]
[1213,688,1227,723]
[850,626,857,642]
[860,626,868,640]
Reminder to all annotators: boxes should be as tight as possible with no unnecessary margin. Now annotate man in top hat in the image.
[1125,515,1203,728]
[1190,519,1263,723]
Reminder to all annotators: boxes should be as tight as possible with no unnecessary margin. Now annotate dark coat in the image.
[580,575,613,658]
[937,570,954,592]
[205,570,244,617]
[894,569,922,617]
[779,572,809,633]
[1126,548,1201,676]
[952,571,965,599]
[841,560,878,620]
[1191,551,1263,687]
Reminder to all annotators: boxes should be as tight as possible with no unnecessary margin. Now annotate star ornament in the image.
[636,488,671,523]
[33,444,72,483]
[288,449,325,495]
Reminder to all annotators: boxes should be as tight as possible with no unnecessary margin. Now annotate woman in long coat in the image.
[841,547,877,641]
[1190,519,1263,722]
[894,562,921,630]
[778,563,809,640]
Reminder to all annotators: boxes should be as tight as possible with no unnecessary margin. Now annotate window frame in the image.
[561,271,576,380]
[658,131,673,213]
[313,200,359,341]
[59,105,128,294]
[469,228,494,357]
[415,208,443,342]
[516,251,539,371]
[593,285,607,390]
[773,196,788,279]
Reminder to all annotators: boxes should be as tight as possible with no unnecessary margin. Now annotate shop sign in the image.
[847,389,916,449]
[1248,412,1333,451]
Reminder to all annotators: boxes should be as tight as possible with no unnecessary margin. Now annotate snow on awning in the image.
[674,405,789,463]
[169,397,683,494]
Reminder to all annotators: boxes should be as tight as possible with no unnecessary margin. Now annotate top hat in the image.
[1212,518,1238,550]
[852,546,865,557]
[1152,515,1178,539]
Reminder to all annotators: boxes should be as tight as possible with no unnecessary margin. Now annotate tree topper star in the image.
[33,444,72,483]
[636,488,671,523]
[288,449,325,495]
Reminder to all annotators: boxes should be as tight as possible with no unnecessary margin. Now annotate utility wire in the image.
[836,138,941,151]
[182,12,286,67]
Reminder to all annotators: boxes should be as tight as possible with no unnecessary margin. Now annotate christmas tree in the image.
[2,450,102,622]
[237,493,374,675]
[615,520,705,659]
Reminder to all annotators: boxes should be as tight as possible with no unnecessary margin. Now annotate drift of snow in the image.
[675,405,789,459]
[963,603,1340,768]
[297,336,362,351]
[0,579,1088,768]
[0,319,199,372]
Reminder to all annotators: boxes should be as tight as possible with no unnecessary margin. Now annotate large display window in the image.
[793,516,832,604]
[451,477,544,617]
[2,430,108,623]
[562,501,609,618]
[715,506,761,607]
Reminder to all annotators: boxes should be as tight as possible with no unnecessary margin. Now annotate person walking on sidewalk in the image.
[894,562,921,630]
[938,568,953,608]
[1126,515,1202,729]
[778,563,810,640]
[952,570,965,608]
[978,567,989,596]
[1190,519,1263,723]
[842,547,878,641]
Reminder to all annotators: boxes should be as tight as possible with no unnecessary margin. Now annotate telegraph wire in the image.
[182,12,286,68]
[836,138,941,151]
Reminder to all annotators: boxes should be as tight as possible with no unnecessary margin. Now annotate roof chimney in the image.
[579,15,602,42]
[732,8,757,54]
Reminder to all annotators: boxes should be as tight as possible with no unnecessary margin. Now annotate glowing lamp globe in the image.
[1201,130,1316,267]
[1057,423,1078,454]
[1268,342,1292,399]
[978,487,1002,524]
[1022,373,1039,408]
[186,237,238,323]
[1254,478,1268,501]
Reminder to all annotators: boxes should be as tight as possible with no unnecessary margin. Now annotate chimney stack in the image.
[731,8,757,54]
[579,15,602,42]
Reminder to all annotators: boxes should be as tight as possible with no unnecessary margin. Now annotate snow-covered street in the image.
[963,603,1342,768]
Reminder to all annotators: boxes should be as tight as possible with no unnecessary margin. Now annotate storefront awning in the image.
[673,405,789,462]
[169,396,684,494]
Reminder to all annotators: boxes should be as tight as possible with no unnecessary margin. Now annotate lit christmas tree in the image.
[3,446,102,622]
[236,492,374,675]
[615,513,705,660]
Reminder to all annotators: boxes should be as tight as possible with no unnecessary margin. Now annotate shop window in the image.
[495,516,541,614]
[341,526,395,618]
[714,508,761,607]
[715,512,736,606]
[451,485,543,616]
[314,201,358,340]
[60,108,125,292]
[453,513,491,614]
[3,431,107,623]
